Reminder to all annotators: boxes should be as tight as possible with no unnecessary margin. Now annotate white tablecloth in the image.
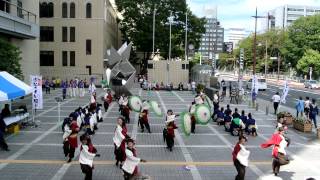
[4,113,30,126]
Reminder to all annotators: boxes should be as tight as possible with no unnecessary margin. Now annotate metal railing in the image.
[0,0,37,23]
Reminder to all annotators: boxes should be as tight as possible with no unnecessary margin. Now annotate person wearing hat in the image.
[79,134,100,180]
[122,139,147,180]
[261,127,290,176]
[232,136,250,180]
[139,101,151,133]
[165,110,178,152]
[113,117,130,167]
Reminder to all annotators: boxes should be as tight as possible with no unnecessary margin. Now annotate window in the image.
[40,26,54,42]
[86,39,91,55]
[70,27,75,42]
[86,3,92,18]
[62,27,68,42]
[62,51,68,66]
[62,2,67,18]
[40,2,54,18]
[182,64,185,69]
[186,64,189,69]
[17,1,23,18]
[48,2,54,17]
[40,51,54,66]
[147,64,153,69]
[70,2,75,18]
[70,51,75,66]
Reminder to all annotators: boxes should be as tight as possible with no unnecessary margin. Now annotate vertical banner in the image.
[281,79,289,104]
[30,75,43,110]
[251,75,259,95]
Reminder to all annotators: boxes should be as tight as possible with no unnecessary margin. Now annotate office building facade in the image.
[0,0,39,83]
[198,18,224,61]
[224,28,250,49]
[264,5,320,30]
[39,0,121,81]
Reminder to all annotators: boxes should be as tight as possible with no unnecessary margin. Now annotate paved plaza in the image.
[1,87,320,180]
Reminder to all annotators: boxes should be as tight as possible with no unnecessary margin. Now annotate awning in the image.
[0,71,32,101]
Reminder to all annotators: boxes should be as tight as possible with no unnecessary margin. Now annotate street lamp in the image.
[167,12,174,85]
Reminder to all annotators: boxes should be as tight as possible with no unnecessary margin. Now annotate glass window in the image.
[70,27,75,42]
[40,51,54,66]
[70,51,75,66]
[17,1,23,18]
[70,2,75,18]
[86,3,92,18]
[182,64,185,69]
[147,64,153,69]
[48,2,54,17]
[62,27,68,42]
[40,2,47,17]
[62,51,68,66]
[86,39,91,55]
[40,26,54,42]
[62,2,67,18]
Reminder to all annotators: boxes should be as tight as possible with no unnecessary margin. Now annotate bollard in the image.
[255,103,259,111]
[266,105,269,115]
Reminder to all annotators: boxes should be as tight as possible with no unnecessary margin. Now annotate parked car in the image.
[304,80,319,89]
[246,78,267,91]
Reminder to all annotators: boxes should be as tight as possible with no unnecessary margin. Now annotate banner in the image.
[30,75,43,109]
[281,79,289,104]
[251,75,259,95]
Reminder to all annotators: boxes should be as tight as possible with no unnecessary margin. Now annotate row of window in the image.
[40,26,75,42]
[199,47,223,51]
[147,64,189,70]
[40,51,75,66]
[40,2,92,18]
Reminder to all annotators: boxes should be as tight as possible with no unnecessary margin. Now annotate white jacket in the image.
[76,115,82,128]
[98,109,102,120]
[122,149,141,174]
[79,145,96,167]
[89,115,95,131]
[237,144,250,167]
[62,124,71,140]
[113,125,125,148]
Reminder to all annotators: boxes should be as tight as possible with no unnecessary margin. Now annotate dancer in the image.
[72,79,78,97]
[79,134,100,180]
[113,117,130,167]
[96,104,103,122]
[118,94,125,113]
[189,102,197,133]
[122,100,131,124]
[64,118,79,163]
[261,127,290,176]
[122,139,147,180]
[139,101,151,133]
[165,116,178,152]
[232,136,250,180]
[104,90,113,112]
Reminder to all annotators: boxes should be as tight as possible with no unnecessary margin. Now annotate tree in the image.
[0,38,23,79]
[115,0,206,68]
[296,49,320,79]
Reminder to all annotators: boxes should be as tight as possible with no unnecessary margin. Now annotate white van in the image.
[246,78,267,91]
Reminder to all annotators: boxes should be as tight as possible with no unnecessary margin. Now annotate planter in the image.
[283,115,293,125]
[293,120,312,133]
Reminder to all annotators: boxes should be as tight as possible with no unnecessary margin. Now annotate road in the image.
[1,86,320,179]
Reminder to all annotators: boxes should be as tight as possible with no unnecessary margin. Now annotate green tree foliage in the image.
[115,0,206,61]
[296,49,320,79]
[0,38,23,79]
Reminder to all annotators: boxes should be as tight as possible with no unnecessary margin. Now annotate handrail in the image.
[0,0,37,23]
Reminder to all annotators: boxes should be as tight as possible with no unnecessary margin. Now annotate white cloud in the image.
[188,0,320,30]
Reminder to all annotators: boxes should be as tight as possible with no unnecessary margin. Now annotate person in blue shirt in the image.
[61,81,67,100]
[240,110,248,125]
[224,111,232,132]
[295,97,304,118]
[224,104,232,116]
[246,113,257,136]
[45,79,50,94]
[216,107,225,125]
[232,108,241,119]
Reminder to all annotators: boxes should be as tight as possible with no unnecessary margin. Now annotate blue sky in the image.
[188,0,320,32]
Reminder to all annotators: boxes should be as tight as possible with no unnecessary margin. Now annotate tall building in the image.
[224,28,251,49]
[263,5,320,30]
[0,0,39,83]
[39,0,121,81]
[198,18,224,61]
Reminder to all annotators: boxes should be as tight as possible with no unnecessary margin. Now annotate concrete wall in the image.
[147,60,189,87]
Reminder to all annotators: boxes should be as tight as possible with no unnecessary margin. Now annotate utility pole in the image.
[167,12,174,85]
[252,8,258,75]
[185,10,188,61]
[277,52,281,80]
[265,40,268,78]
[152,5,156,57]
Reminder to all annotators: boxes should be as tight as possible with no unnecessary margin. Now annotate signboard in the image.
[224,42,233,54]
[251,75,259,95]
[281,79,289,104]
[30,75,43,110]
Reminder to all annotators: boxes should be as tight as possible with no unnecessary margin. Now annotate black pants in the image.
[63,141,75,159]
[80,164,93,180]
[45,87,50,94]
[104,101,109,112]
[114,144,124,163]
[273,102,279,114]
[234,159,246,180]
[191,120,196,133]
[272,153,289,174]
[123,170,134,180]
[166,136,174,151]
[0,134,8,151]
[140,120,151,133]
[123,113,130,124]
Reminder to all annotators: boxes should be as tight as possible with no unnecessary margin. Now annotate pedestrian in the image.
[232,136,250,180]
[221,79,227,98]
[305,97,311,117]
[272,92,281,114]
[295,97,304,118]
[261,127,290,176]
[79,134,100,180]
[72,79,78,97]
[79,80,85,97]
[68,80,73,97]
[139,101,151,133]
[61,81,67,100]
[165,113,178,152]
[113,117,130,167]
[1,104,11,118]
[45,79,50,94]
[0,115,9,151]
[191,81,196,94]
[309,99,319,129]
[122,139,147,180]
[104,90,113,112]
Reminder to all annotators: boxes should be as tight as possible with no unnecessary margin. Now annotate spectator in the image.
[272,92,281,114]
[295,97,304,118]
[0,115,9,151]
[191,81,196,94]
[1,104,11,118]
[309,99,319,129]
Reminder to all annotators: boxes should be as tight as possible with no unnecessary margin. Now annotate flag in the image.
[281,80,289,104]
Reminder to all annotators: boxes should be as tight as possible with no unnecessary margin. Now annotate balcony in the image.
[0,0,38,39]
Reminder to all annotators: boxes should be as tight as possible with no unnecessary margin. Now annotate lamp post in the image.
[152,5,156,56]
[167,12,174,85]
